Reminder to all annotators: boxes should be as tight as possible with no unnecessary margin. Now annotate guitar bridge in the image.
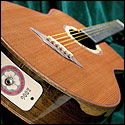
[30,27,83,68]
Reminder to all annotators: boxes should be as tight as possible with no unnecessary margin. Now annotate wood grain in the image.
[1,42,113,124]
[1,1,124,124]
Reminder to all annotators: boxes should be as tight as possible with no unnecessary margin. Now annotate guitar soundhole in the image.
[69,29,96,50]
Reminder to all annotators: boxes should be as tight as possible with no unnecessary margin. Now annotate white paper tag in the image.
[1,52,43,111]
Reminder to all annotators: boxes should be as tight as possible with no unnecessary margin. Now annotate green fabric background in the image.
[1,1,124,124]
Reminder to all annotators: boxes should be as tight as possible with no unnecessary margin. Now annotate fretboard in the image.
[80,20,124,44]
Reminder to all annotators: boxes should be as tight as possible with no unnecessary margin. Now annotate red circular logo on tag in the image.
[1,66,25,95]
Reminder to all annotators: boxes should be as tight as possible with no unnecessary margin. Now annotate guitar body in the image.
[1,1,124,124]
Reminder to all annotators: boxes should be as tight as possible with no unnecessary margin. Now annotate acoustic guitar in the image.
[1,1,124,124]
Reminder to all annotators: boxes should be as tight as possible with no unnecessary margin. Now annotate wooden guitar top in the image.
[1,1,124,110]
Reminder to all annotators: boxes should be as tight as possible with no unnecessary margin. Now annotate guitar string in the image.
[56,23,116,45]
[51,21,117,46]
[64,25,116,47]
[50,20,113,37]
[58,23,116,47]
[63,25,115,47]
[59,27,110,44]
[50,20,117,37]
[54,21,116,41]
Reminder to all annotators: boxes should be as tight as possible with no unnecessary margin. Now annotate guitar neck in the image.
[81,20,124,44]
